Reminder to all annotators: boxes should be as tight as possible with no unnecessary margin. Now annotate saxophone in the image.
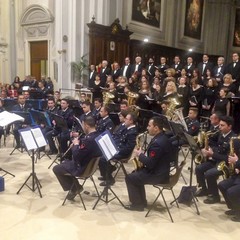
[131,131,148,171]
[217,136,240,178]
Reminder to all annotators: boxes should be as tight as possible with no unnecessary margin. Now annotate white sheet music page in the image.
[101,134,118,160]
[21,131,38,150]
[0,111,24,127]
[31,128,47,148]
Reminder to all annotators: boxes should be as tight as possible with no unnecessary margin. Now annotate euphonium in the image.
[102,91,115,106]
[217,136,240,178]
[131,131,148,171]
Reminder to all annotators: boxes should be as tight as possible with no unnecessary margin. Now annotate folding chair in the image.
[145,160,186,222]
[62,156,100,209]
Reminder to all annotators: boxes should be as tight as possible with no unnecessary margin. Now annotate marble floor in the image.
[0,136,238,240]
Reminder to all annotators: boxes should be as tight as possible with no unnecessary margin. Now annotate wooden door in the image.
[30,41,48,80]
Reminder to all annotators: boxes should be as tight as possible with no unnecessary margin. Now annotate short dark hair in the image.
[120,100,128,106]
[102,105,110,114]
[189,107,198,114]
[119,109,129,118]
[219,116,234,126]
[151,116,164,130]
[48,97,55,102]
[94,98,103,104]
[83,116,96,128]
[127,112,137,124]
[61,98,69,104]
[82,100,91,107]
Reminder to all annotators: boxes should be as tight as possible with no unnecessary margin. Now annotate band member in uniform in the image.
[218,146,240,222]
[98,112,138,186]
[96,105,115,134]
[52,116,102,200]
[195,116,235,204]
[125,116,172,211]
[78,101,92,122]
[92,98,102,122]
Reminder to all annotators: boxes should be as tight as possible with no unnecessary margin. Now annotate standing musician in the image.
[52,116,102,201]
[218,142,240,222]
[98,112,138,186]
[125,117,172,211]
[12,94,32,148]
[195,116,235,204]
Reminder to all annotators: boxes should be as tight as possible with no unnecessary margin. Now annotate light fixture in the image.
[57,49,67,54]
[188,48,193,52]
[143,38,149,42]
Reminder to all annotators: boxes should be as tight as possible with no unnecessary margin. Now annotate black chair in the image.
[62,157,100,209]
[145,160,186,222]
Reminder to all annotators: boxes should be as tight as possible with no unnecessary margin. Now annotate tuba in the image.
[127,91,139,106]
[217,136,240,178]
[102,91,115,106]
[131,131,148,171]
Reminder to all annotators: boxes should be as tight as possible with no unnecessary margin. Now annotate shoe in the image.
[124,204,144,212]
[47,150,58,155]
[231,215,240,222]
[99,178,115,186]
[195,188,208,197]
[203,195,220,204]
[66,185,83,201]
[225,209,236,216]
[98,176,106,181]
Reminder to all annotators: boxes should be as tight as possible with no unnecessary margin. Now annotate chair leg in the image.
[90,176,100,197]
[161,191,174,223]
[181,173,187,185]
[171,189,179,208]
[145,189,161,217]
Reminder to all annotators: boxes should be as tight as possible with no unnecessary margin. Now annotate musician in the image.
[96,105,114,134]
[131,56,144,79]
[207,112,221,147]
[197,54,214,79]
[125,116,172,211]
[52,116,102,200]
[162,80,178,101]
[98,112,138,186]
[177,76,189,117]
[212,87,230,116]
[171,55,183,78]
[158,57,169,79]
[195,116,235,204]
[151,83,163,113]
[92,98,102,122]
[189,77,204,112]
[88,64,97,88]
[99,60,111,85]
[111,62,121,82]
[12,95,32,148]
[45,98,73,155]
[218,149,240,222]
[220,73,238,96]
[78,101,92,122]
[54,91,61,109]
[23,91,31,100]
[213,56,226,83]
[92,74,104,100]
[146,58,156,83]
[184,56,195,79]
[120,57,132,80]
[36,81,48,99]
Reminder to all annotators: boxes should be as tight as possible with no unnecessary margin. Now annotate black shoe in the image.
[66,185,83,201]
[98,176,106,181]
[99,178,115,186]
[195,188,208,197]
[225,209,236,216]
[124,204,144,212]
[203,195,220,204]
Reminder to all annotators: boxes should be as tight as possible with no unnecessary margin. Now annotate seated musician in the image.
[78,101,92,122]
[36,81,48,99]
[98,112,138,186]
[96,105,115,134]
[45,98,73,155]
[195,116,235,204]
[92,98,102,123]
[218,145,240,222]
[12,94,32,148]
[125,116,172,211]
[52,116,102,201]
[54,91,61,109]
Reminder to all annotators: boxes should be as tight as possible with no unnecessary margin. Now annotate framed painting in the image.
[184,0,204,40]
[132,0,161,28]
[233,8,240,47]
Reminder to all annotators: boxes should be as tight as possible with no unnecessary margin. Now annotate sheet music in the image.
[98,133,118,160]
[145,95,154,101]
[0,111,24,127]
[20,131,38,150]
[31,128,47,148]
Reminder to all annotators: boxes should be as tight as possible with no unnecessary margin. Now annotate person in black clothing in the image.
[212,87,230,116]
[96,105,114,134]
[92,98,102,123]
[0,99,4,141]
[195,116,235,204]
[98,112,138,186]
[53,116,102,200]
[125,116,172,211]
[218,147,240,222]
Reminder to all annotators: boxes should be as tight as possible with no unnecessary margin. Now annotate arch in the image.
[20,4,54,26]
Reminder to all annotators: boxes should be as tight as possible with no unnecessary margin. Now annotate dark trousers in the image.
[195,160,222,196]
[99,156,115,180]
[218,176,240,210]
[52,161,79,191]
[45,129,58,152]
[125,170,168,207]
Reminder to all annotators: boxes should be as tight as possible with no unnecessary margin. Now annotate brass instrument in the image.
[127,91,139,106]
[131,131,148,171]
[194,130,219,165]
[102,91,115,106]
[217,136,240,178]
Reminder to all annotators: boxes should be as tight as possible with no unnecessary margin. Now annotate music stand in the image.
[47,113,68,169]
[92,130,124,209]
[176,132,200,215]
[17,126,47,197]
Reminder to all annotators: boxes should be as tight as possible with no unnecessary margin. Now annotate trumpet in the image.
[131,131,148,171]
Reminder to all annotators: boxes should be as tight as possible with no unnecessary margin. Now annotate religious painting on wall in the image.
[233,9,240,47]
[184,0,204,40]
[132,0,161,28]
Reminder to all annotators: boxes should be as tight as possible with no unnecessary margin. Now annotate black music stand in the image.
[171,132,200,215]
[17,127,47,198]
[47,113,68,169]
[93,130,124,209]
[0,168,15,177]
